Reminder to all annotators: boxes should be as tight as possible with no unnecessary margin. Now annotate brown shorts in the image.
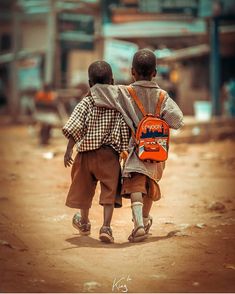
[121,173,161,201]
[66,146,122,209]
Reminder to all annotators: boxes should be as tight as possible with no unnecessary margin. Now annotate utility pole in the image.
[45,0,57,87]
[210,16,221,116]
[10,0,20,121]
[95,1,103,60]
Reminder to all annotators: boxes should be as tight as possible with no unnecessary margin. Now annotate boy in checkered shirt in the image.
[91,49,184,242]
[62,61,130,243]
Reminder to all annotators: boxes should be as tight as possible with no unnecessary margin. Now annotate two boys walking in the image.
[62,49,184,243]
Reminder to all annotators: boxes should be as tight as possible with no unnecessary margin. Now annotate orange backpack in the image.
[127,86,170,162]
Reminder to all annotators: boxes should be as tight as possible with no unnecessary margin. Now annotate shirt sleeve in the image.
[91,84,136,131]
[91,84,119,109]
[161,94,184,129]
[62,96,93,142]
[119,115,131,152]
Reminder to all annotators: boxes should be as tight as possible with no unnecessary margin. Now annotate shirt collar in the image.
[131,80,160,88]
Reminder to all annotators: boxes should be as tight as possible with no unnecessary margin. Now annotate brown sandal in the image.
[144,216,153,234]
[128,226,147,243]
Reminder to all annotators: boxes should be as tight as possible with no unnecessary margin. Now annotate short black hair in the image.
[132,49,156,77]
[88,61,113,84]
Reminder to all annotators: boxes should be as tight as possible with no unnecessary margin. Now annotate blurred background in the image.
[0,0,235,125]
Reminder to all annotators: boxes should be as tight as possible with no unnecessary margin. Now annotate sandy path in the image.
[0,125,235,293]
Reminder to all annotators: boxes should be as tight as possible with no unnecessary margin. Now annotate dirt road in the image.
[0,125,235,293]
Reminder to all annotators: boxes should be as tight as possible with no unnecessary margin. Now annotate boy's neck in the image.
[135,77,152,81]
[134,74,154,82]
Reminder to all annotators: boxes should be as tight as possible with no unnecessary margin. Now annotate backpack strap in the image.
[126,85,146,116]
[155,91,165,117]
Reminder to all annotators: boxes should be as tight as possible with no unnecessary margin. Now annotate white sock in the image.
[132,202,144,228]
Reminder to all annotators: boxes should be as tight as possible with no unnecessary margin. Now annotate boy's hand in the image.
[64,148,73,167]
[120,150,129,163]
[86,90,91,97]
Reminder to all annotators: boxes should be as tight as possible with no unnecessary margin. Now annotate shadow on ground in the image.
[64,230,179,249]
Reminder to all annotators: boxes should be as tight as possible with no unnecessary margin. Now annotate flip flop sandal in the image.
[144,216,153,234]
[72,213,91,236]
[128,226,147,243]
[99,226,114,243]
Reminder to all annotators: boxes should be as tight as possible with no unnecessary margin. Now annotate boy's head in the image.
[88,61,114,87]
[132,49,157,81]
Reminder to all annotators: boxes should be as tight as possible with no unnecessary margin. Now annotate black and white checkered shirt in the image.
[62,96,130,153]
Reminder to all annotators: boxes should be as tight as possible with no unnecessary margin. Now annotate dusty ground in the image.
[0,124,235,293]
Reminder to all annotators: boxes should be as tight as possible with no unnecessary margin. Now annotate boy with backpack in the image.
[91,49,184,242]
[62,61,130,243]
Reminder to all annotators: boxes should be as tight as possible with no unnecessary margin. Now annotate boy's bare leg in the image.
[99,204,114,243]
[80,209,89,224]
[143,196,153,218]
[103,204,114,227]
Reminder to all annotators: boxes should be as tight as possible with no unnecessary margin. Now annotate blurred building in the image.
[1,0,235,117]
[102,0,235,115]
[0,0,101,117]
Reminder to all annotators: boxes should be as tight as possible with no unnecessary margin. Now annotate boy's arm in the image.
[91,84,135,131]
[161,95,184,129]
[62,97,93,168]
[64,136,75,167]
[119,116,131,164]
[62,97,92,142]
[91,84,120,109]
[120,116,131,152]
